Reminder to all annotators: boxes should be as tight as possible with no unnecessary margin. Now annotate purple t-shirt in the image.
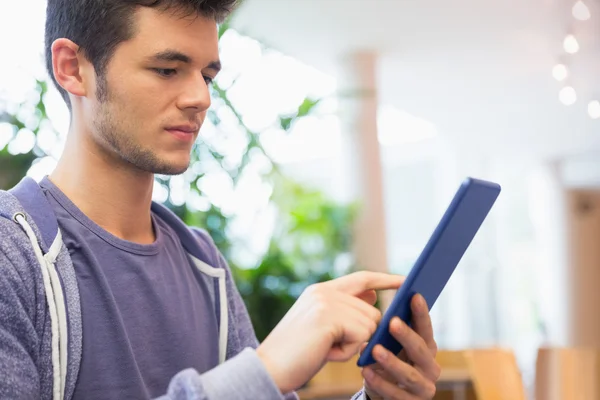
[39,177,220,399]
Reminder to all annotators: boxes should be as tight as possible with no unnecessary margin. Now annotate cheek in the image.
[102,73,174,139]
[108,85,157,129]
[127,80,173,124]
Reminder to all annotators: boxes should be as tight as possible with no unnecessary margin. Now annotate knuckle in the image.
[405,370,420,387]
[369,319,378,335]
[314,289,327,302]
[306,285,326,300]
[313,299,329,314]
[425,383,437,399]
[432,362,442,381]
[364,370,379,387]
[359,325,372,342]
[304,283,318,296]
[372,309,382,323]
[418,342,430,358]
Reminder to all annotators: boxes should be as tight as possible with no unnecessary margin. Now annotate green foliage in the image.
[279,98,321,132]
[0,24,358,342]
[0,79,54,189]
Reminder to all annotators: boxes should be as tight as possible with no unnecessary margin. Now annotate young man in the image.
[0,1,441,399]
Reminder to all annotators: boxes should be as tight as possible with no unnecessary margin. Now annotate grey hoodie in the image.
[0,176,368,400]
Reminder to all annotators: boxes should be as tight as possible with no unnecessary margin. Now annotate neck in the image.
[50,128,156,245]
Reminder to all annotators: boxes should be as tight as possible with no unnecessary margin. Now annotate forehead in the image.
[122,6,219,62]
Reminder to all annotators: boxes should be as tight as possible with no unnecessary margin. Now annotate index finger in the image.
[328,271,405,295]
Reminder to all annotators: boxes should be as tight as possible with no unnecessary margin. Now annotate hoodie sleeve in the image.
[159,348,290,399]
[0,248,41,399]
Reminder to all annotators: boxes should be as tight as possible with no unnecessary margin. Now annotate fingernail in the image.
[392,317,404,333]
[415,294,427,311]
[375,346,389,361]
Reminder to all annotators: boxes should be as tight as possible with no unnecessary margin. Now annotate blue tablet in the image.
[356,177,501,367]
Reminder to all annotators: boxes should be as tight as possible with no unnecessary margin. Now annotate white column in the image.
[529,161,570,346]
[336,51,393,308]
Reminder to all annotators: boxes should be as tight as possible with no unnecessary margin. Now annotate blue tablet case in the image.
[356,177,501,367]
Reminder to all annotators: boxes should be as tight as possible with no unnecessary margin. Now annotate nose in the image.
[176,71,212,113]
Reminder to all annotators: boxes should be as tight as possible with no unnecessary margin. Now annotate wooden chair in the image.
[300,351,475,400]
[462,348,527,400]
[297,354,363,400]
[434,350,475,400]
[535,347,600,400]
[436,350,469,369]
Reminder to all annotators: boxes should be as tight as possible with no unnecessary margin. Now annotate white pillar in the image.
[336,51,393,308]
[529,161,570,346]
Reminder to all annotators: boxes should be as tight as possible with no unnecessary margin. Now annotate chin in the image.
[152,161,190,176]
[135,157,190,176]
[123,146,191,175]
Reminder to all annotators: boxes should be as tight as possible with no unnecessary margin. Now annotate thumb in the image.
[327,342,363,362]
[357,290,378,306]
[359,342,369,356]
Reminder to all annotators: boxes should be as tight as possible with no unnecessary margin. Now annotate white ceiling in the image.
[231,0,600,161]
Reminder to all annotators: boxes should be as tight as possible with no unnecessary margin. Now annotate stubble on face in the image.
[92,73,190,176]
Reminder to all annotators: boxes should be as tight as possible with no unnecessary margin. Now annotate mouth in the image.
[165,125,200,142]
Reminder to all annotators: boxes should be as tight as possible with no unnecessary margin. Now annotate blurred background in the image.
[2,0,600,399]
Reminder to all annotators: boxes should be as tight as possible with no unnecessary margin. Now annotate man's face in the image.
[84,7,220,175]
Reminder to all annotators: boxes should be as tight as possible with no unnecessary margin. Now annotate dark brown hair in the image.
[45,0,237,107]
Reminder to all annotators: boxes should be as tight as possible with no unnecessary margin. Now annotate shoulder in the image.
[0,191,44,312]
[0,191,38,269]
[189,226,216,250]
[189,227,226,267]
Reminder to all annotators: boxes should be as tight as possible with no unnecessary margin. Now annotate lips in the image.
[165,124,200,142]
[166,125,199,133]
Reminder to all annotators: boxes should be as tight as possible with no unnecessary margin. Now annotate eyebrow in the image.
[149,50,221,72]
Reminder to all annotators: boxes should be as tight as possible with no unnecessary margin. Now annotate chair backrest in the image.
[463,348,527,400]
[299,354,364,400]
[535,347,600,400]
[436,349,470,369]
[308,354,363,387]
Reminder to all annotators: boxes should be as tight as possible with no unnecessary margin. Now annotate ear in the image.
[51,38,92,99]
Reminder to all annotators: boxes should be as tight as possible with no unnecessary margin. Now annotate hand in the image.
[256,271,405,394]
[362,294,441,399]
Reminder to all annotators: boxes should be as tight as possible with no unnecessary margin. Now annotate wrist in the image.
[256,346,287,394]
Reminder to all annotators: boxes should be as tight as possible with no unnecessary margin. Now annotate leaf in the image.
[279,116,293,131]
[209,149,225,162]
[297,98,320,118]
[218,19,230,40]
[207,109,221,126]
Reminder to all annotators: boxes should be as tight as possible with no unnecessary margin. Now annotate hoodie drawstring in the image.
[14,212,67,400]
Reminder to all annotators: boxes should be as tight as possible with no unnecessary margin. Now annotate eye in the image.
[154,68,177,78]
[203,75,214,86]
